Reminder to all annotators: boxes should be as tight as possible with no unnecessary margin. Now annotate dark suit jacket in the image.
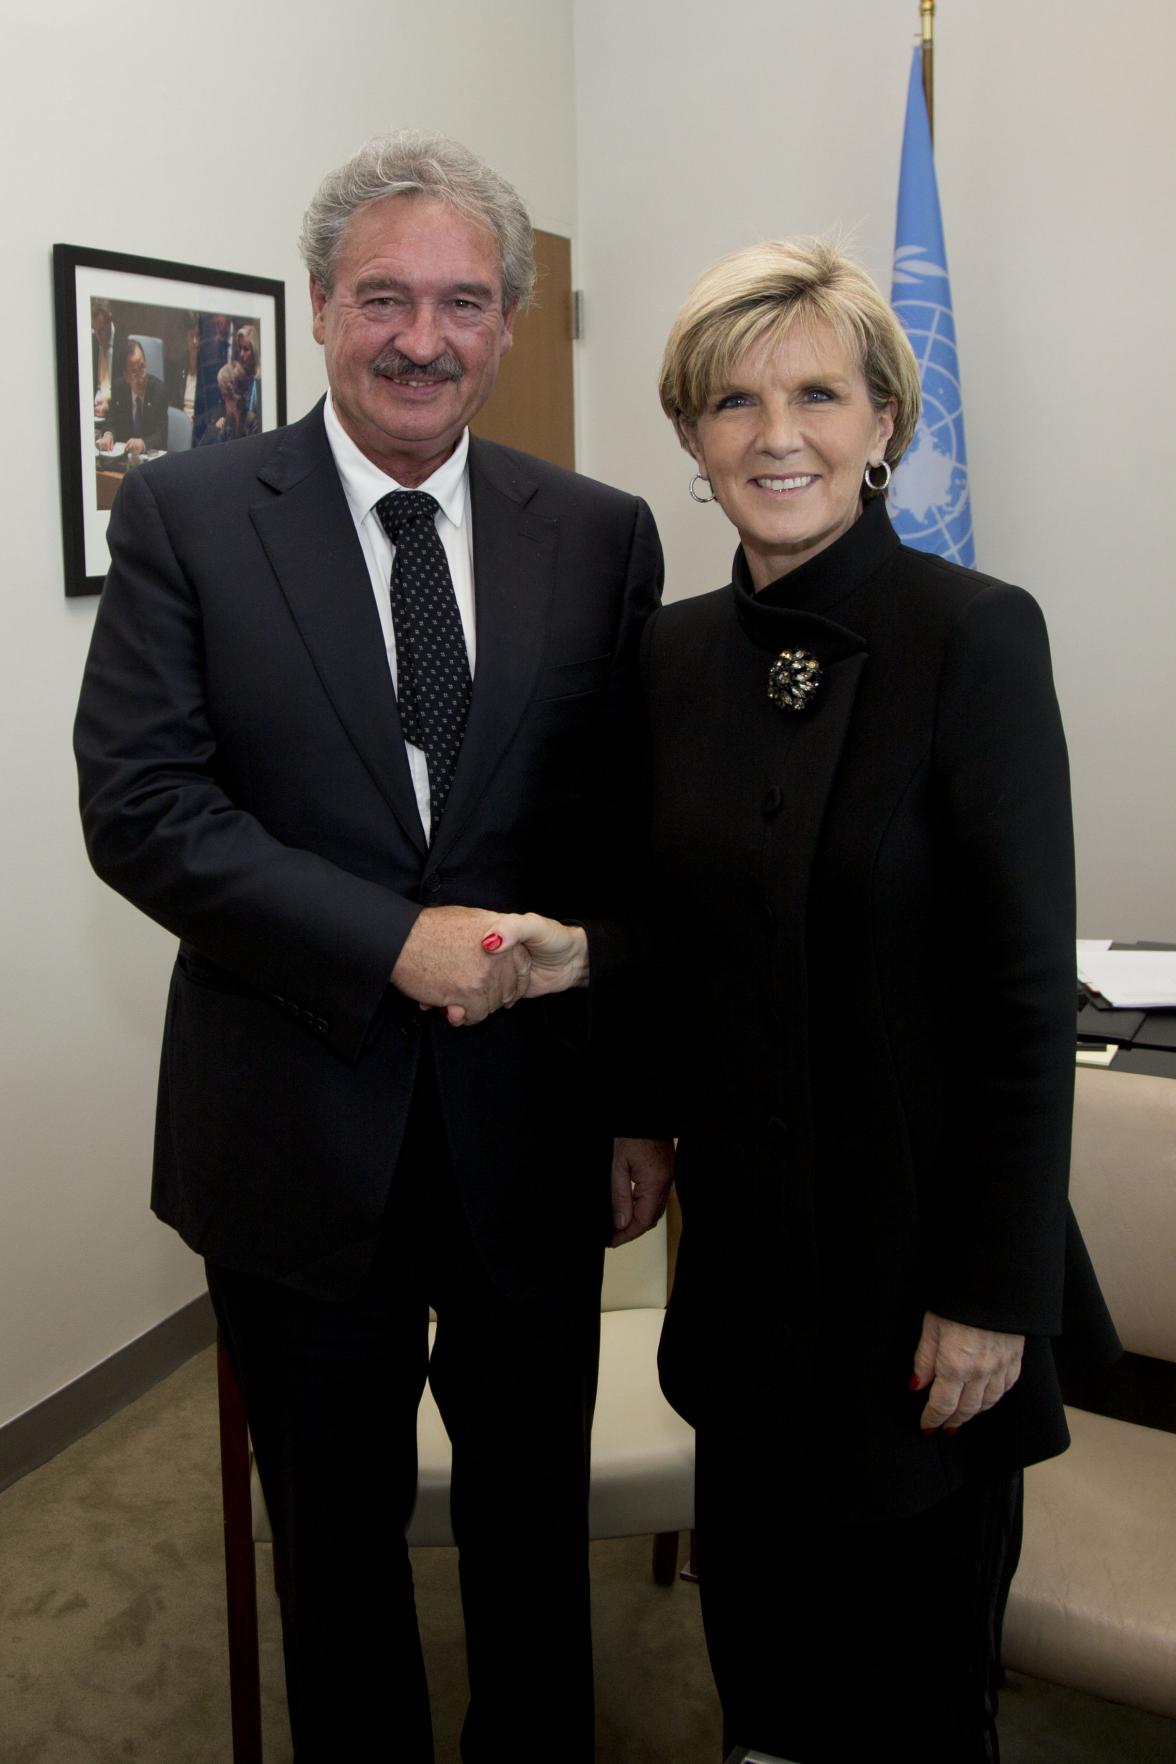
[104,373,168,451]
[646,498,1116,1521]
[75,401,663,1300]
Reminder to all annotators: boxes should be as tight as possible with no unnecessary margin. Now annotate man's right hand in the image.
[390,906,532,1027]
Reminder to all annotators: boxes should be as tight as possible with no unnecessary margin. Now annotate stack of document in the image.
[1077,944,1176,1010]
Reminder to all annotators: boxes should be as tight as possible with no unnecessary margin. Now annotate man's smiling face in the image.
[310,195,515,487]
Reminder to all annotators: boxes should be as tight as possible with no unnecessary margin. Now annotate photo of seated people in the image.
[91,299,262,508]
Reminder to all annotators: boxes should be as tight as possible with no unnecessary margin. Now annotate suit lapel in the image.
[249,405,427,854]
[429,437,557,863]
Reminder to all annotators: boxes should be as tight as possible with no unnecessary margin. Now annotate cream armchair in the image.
[1003,1066,1176,1717]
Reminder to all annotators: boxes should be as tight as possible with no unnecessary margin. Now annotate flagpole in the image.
[921,0,935,143]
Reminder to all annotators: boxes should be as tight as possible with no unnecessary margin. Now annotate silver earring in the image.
[689,474,716,504]
[863,461,891,492]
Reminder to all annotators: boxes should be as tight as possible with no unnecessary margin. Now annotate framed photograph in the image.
[53,243,287,597]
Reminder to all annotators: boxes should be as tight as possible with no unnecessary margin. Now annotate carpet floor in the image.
[2,1348,1174,1762]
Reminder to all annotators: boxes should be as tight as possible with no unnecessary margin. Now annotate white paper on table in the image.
[1076,939,1112,983]
[1077,949,1176,1009]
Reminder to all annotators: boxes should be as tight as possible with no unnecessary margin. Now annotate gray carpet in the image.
[1,1349,1173,1762]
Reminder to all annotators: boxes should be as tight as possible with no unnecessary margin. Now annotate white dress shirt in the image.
[323,391,476,841]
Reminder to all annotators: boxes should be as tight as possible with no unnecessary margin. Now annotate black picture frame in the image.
[53,243,287,597]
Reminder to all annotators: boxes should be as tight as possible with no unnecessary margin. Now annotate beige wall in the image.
[0,0,577,1431]
[573,0,1176,939]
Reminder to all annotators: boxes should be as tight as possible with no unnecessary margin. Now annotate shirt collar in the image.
[323,391,469,528]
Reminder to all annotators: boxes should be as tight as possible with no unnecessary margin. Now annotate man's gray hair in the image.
[299,131,536,311]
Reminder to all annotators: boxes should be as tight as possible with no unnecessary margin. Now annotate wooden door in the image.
[471,229,574,469]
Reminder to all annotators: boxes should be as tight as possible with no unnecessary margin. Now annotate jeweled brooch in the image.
[767,647,822,712]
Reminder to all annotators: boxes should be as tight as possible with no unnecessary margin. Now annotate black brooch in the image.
[768,647,821,713]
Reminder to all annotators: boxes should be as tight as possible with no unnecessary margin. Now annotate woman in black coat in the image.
[484,239,1115,1762]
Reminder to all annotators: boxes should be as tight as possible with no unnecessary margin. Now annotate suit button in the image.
[761,902,776,930]
[315,1018,328,1035]
[424,873,443,895]
[762,785,783,820]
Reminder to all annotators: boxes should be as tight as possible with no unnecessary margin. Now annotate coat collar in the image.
[731,492,898,658]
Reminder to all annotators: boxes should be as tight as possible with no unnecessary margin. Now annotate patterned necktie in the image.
[375,490,472,832]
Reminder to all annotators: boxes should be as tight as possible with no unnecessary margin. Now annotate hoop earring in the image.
[689,474,716,504]
[863,460,891,492]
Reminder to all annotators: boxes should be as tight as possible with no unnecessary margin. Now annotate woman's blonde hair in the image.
[658,237,921,468]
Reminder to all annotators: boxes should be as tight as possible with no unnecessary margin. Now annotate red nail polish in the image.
[482,933,503,952]
[908,1374,922,1391]
[945,1425,960,1435]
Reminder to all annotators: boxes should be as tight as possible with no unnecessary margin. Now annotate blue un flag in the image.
[889,48,975,566]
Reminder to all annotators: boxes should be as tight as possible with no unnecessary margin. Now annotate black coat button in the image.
[424,872,443,894]
[762,785,783,820]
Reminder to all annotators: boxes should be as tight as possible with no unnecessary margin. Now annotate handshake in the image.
[390,905,588,1027]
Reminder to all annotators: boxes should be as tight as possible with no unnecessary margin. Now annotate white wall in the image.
[574,0,1176,939]
[0,0,577,1431]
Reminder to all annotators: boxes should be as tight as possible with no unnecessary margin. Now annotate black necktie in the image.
[375,490,471,832]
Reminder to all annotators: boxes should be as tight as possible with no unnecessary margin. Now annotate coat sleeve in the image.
[923,582,1076,1335]
[552,500,676,1137]
[73,464,421,1065]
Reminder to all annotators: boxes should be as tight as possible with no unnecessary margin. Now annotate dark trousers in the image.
[208,1063,602,1763]
[695,1430,1023,1764]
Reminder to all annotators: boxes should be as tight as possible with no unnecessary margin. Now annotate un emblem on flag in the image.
[890,247,975,568]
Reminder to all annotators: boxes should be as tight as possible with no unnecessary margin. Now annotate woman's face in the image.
[688,320,895,589]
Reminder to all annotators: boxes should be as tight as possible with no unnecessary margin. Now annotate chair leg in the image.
[652,1530,680,1586]
[217,1331,264,1764]
[680,1527,698,1583]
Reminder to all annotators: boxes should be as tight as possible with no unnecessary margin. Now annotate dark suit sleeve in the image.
[577,513,678,1138]
[74,465,421,1065]
[924,583,1075,1335]
[580,495,663,983]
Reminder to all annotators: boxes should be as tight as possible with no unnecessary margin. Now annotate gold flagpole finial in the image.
[920,1,935,143]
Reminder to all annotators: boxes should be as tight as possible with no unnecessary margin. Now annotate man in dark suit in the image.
[97,337,168,455]
[75,131,671,1762]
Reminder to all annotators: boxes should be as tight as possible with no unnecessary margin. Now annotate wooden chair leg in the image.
[652,1530,680,1585]
[217,1331,264,1764]
[680,1527,698,1583]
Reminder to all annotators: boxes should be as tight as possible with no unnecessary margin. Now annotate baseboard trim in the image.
[0,1292,216,1493]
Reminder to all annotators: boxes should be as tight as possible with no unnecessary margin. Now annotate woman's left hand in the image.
[441,912,588,1025]
[911,1312,1024,1433]
[479,913,589,996]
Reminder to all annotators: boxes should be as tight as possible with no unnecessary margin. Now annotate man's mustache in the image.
[371,348,464,382]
